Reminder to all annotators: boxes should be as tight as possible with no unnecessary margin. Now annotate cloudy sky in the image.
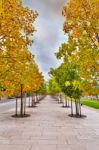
[24,0,67,80]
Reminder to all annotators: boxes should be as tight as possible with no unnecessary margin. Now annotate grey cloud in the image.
[24,0,67,80]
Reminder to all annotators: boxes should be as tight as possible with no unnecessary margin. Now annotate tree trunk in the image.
[71,98,73,116]
[75,99,79,116]
[57,94,59,101]
[16,97,18,116]
[29,96,31,107]
[24,94,26,115]
[60,94,62,103]
[35,94,37,103]
[79,99,82,117]
[35,93,38,103]
[65,96,67,107]
[67,98,69,107]
[32,94,35,107]
[58,94,60,103]
[20,84,23,116]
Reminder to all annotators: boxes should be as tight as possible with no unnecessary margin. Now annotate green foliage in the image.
[38,82,47,95]
[73,88,82,99]
[49,61,82,99]
[48,76,61,94]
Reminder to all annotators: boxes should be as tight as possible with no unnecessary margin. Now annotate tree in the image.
[50,0,98,117]
[62,0,99,95]
[38,82,47,95]
[48,76,61,95]
[0,0,43,118]
[49,61,83,117]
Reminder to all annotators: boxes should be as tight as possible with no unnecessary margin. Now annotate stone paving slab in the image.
[0,96,99,150]
[0,145,31,150]
[31,145,57,150]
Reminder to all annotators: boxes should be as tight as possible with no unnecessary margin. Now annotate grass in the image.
[81,99,99,109]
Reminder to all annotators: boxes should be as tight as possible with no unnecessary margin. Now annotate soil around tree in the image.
[11,114,30,118]
[62,105,70,108]
[68,114,87,118]
[27,105,37,108]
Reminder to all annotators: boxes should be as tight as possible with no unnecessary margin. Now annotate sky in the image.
[24,0,67,80]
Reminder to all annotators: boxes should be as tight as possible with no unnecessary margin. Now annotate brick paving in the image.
[0,96,99,150]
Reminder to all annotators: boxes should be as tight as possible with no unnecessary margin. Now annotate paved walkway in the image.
[0,96,99,150]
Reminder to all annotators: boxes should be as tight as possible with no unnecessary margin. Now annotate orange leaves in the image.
[63,0,98,45]
[0,0,38,52]
[0,0,43,97]
[0,1,3,15]
[58,0,99,96]
[72,27,80,38]
[82,92,89,96]
[80,73,90,79]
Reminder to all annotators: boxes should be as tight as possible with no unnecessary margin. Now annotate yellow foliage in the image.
[0,0,43,97]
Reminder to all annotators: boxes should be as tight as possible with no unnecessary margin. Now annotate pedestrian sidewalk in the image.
[0,96,99,150]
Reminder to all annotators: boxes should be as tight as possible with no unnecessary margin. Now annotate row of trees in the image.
[0,0,46,117]
[48,0,99,118]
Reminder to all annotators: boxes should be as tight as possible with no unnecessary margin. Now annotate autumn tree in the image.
[48,0,99,117]
[0,0,43,117]
[62,0,99,96]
